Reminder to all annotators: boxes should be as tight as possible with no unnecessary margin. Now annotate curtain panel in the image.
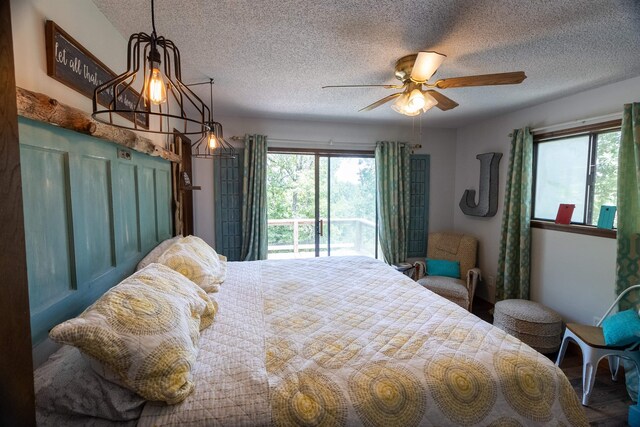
[616,103,640,308]
[375,141,411,264]
[496,127,533,301]
[241,134,268,261]
[615,103,640,401]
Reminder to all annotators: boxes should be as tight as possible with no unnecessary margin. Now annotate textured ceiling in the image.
[92,0,640,128]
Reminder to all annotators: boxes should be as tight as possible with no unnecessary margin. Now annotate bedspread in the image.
[140,256,588,426]
[138,258,271,426]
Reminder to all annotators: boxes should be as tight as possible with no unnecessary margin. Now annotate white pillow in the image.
[157,236,227,292]
[136,235,182,271]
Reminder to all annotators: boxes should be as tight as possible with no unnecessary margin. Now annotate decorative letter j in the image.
[459,152,502,217]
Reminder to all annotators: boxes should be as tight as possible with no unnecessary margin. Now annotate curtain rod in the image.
[508,112,623,137]
[229,135,421,149]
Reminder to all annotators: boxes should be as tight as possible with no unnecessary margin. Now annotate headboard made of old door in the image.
[19,117,173,362]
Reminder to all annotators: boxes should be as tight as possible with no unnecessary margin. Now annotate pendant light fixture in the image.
[189,79,237,159]
[92,0,208,135]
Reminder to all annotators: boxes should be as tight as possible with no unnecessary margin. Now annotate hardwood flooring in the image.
[472,298,632,426]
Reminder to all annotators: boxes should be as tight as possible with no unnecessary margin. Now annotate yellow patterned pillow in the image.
[49,266,209,404]
[182,235,228,279]
[157,236,227,292]
[136,263,218,330]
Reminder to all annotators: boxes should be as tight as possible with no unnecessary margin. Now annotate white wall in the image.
[192,116,457,247]
[10,0,165,145]
[454,74,640,323]
[530,228,616,324]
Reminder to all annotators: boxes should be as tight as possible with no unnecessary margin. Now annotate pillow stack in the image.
[49,235,227,405]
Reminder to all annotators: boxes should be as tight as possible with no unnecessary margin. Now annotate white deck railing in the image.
[267,217,375,255]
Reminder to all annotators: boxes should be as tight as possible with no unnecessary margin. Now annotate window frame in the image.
[530,119,621,239]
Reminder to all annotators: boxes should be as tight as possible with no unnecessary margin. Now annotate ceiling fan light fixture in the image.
[391,92,423,116]
[410,51,446,83]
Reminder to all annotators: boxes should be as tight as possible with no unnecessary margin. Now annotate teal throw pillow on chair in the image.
[602,309,640,347]
[426,259,461,279]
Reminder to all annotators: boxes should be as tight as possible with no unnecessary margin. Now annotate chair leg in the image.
[608,355,620,382]
[581,347,599,406]
[556,334,570,367]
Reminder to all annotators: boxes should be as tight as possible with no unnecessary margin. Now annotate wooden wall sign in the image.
[44,20,148,129]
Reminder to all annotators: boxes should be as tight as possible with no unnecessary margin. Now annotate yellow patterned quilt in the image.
[140,256,588,426]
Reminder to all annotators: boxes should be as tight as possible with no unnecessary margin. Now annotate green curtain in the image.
[616,104,640,402]
[375,141,411,264]
[616,103,640,309]
[241,134,268,261]
[496,128,533,301]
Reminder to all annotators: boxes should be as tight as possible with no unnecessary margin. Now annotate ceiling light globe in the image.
[407,89,425,111]
[391,93,409,114]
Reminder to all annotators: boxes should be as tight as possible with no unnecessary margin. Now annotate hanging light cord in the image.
[209,78,214,118]
[150,0,157,36]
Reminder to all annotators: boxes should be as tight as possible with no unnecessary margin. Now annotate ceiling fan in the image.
[322,52,527,116]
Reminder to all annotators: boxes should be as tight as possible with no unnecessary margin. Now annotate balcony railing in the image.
[267,217,376,258]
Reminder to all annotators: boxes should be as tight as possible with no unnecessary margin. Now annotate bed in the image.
[35,255,587,426]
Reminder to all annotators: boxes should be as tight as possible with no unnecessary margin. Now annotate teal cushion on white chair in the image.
[602,309,640,347]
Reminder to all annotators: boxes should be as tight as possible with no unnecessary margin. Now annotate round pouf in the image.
[493,299,562,354]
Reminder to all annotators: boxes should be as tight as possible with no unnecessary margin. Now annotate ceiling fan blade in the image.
[322,84,405,89]
[425,90,459,111]
[434,71,527,89]
[359,93,403,112]
[410,51,446,82]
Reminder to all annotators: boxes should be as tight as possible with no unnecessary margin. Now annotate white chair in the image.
[556,284,640,406]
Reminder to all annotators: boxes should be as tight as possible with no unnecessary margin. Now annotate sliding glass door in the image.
[266,151,377,259]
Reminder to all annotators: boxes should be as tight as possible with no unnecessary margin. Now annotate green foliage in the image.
[592,131,620,225]
[266,154,377,255]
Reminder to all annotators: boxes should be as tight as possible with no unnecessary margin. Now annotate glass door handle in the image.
[318,219,323,236]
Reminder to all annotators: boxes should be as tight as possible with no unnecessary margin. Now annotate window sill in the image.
[530,220,616,239]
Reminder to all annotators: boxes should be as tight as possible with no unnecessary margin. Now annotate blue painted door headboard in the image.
[19,117,173,349]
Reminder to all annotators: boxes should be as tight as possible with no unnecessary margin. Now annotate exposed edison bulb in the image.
[147,68,167,105]
[407,89,426,112]
[207,132,218,149]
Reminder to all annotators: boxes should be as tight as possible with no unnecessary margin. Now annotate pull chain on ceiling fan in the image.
[323,51,527,117]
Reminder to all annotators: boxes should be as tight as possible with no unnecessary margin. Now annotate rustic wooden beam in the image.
[16,86,180,163]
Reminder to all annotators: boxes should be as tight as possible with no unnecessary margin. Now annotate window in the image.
[265,151,379,259]
[533,123,621,227]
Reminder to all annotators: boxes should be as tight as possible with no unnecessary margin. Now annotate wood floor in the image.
[472,298,632,426]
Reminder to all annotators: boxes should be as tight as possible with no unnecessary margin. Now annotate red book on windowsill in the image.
[555,204,575,224]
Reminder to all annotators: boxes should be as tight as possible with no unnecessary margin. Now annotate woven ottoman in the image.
[493,299,563,354]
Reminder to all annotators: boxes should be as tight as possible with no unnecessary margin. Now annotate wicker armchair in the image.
[413,232,481,311]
